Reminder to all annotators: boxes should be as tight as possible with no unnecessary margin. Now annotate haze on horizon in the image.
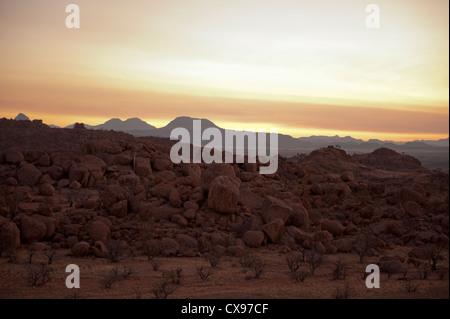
[0,0,448,141]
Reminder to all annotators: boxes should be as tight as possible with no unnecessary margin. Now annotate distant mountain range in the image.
[10,113,449,170]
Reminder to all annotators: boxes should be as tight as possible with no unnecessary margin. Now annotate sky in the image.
[0,0,448,141]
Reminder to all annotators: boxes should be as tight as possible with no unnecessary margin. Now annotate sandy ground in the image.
[0,247,448,299]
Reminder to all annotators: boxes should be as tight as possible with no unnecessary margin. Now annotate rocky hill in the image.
[352,147,425,172]
[0,118,448,294]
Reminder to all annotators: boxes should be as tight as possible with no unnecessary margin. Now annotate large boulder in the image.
[134,157,152,176]
[286,226,313,246]
[201,163,236,188]
[321,219,345,236]
[68,155,106,187]
[261,196,292,224]
[32,215,57,239]
[39,183,55,196]
[71,241,90,257]
[261,218,284,243]
[1,221,20,251]
[152,155,173,172]
[88,221,111,242]
[289,202,309,231]
[20,214,46,244]
[207,176,240,214]
[46,165,64,181]
[242,230,265,248]
[161,238,179,256]
[17,163,42,186]
[101,185,128,207]
[5,148,24,165]
[239,188,264,210]
[108,199,128,218]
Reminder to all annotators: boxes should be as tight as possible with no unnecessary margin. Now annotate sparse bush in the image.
[27,248,35,264]
[99,266,134,288]
[26,263,52,287]
[334,284,350,299]
[121,265,135,280]
[100,267,122,289]
[305,250,324,275]
[404,279,418,293]
[286,252,302,273]
[291,269,309,282]
[353,231,374,263]
[424,244,441,271]
[6,249,17,263]
[239,250,257,269]
[150,258,162,271]
[163,268,182,284]
[331,260,347,280]
[197,265,212,281]
[44,248,56,265]
[246,258,265,280]
[417,264,428,280]
[152,279,174,299]
[439,267,448,280]
[106,240,130,263]
[206,252,222,268]
[141,239,162,262]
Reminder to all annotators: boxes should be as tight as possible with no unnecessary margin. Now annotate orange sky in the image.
[0,0,448,141]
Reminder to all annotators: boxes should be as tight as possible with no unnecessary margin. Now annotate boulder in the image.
[39,183,55,196]
[171,214,188,228]
[1,221,20,250]
[88,221,111,242]
[71,241,90,257]
[109,199,128,218]
[289,203,309,231]
[5,148,24,165]
[341,171,355,182]
[149,204,184,221]
[242,230,265,248]
[32,215,57,239]
[286,226,313,245]
[161,238,179,256]
[261,218,284,243]
[134,157,152,176]
[91,240,108,258]
[20,214,46,244]
[46,165,64,181]
[37,153,51,167]
[239,188,264,210]
[153,155,173,172]
[5,177,18,186]
[313,230,333,245]
[321,219,345,236]
[261,196,292,224]
[201,163,236,188]
[17,163,42,186]
[68,155,106,187]
[380,259,405,276]
[175,234,198,251]
[310,182,322,195]
[207,176,240,214]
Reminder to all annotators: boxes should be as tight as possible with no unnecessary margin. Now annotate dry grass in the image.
[0,247,448,299]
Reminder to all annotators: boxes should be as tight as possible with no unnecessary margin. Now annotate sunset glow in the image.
[0,0,448,140]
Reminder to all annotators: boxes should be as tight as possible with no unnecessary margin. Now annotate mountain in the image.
[66,117,156,134]
[14,113,30,121]
[413,138,449,148]
[150,116,219,138]
[60,115,448,171]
